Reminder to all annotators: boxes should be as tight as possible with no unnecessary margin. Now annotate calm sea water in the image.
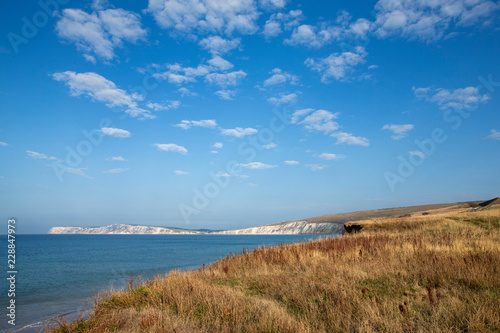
[0,234,332,332]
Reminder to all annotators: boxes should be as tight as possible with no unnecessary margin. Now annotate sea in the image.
[0,234,335,332]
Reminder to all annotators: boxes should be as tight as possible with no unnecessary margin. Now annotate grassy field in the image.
[46,205,500,332]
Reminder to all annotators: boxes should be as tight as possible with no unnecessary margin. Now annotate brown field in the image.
[45,204,500,333]
[271,202,472,226]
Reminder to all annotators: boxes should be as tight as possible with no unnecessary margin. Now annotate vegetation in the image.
[45,206,500,332]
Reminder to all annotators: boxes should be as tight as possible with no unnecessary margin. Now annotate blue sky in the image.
[1,0,499,233]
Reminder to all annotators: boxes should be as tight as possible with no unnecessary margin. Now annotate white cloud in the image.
[67,167,92,178]
[210,150,219,154]
[174,170,189,175]
[0,142,8,146]
[213,142,223,149]
[55,7,146,61]
[215,89,237,100]
[101,127,131,138]
[413,86,489,110]
[53,71,155,119]
[103,168,129,174]
[259,0,288,10]
[318,153,346,160]
[177,87,198,97]
[382,124,414,140]
[153,60,246,93]
[110,156,126,161]
[267,93,297,105]
[487,129,500,140]
[263,10,303,38]
[215,172,231,177]
[263,142,277,149]
[175,119,217,130]
[199,36,241,55]
[284,12,373,48]
[146,100,180,111]
[284,160,299,165]
[291,108,369,146]
[220,127,258,137]
[374,0,500,41]
[306,164,326,171]
[240,162,277,169]
[291,108,314,124]
[208,56,234,71]
[331,131,370,146]
[146,0,260,35]
[409,150,426,158]
[299,110,339,133]
[26,151,58,160]
[305,46,368,82]
[153,63,211,85]
[205,70,247,88]
[154,143,188,154]
[263,68,299,87]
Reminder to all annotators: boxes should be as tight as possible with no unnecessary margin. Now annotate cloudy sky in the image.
[1,0,499,233]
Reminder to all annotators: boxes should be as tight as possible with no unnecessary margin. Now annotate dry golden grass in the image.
[44,206,500,333]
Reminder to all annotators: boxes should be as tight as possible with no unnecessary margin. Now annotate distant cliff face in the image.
[48,221,343,235]
[47,224,203,235]
[214,221,343,235]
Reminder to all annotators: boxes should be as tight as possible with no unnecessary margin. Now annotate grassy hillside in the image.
[47,205,500,332]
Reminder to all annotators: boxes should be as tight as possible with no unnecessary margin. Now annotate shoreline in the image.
[42,204,500,332]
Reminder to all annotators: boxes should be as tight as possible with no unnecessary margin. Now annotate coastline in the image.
[44,203,500,332]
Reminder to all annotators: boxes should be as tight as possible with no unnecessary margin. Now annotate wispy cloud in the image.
[284,160,299,165]
[409,150,426,158]
[240,162,277,169]
[154,143,188,154]
[103,168,129,174]
[109,156,127,161]
[66,167,92,178]
[263,142,277,149]
[26,150,58,160]
[215,89,237,100]
[174,170,189,175]
[0,142,8,146]
[205,70,247,88]
[175,119,217,130]
[382,124,414,140]
[486,129,500,140]
[317,153,346,160]
[220,127,258,138]
[413,86,489,110]
[101,127,131,138]
[146,101,180,111]
[331,132,370,146]
[267,93,298,105]
[306,164,326,171]
[305,46,368,82]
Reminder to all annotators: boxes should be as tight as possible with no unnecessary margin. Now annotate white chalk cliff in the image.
[48,221,343,235]
[213,221,343,235]
[47,224,203,235]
